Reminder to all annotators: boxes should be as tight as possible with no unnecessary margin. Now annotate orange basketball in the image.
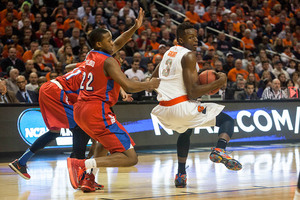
[198,70,219,95]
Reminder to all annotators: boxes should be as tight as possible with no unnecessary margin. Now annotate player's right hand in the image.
[148,78,161,90]
[215,72,227,84]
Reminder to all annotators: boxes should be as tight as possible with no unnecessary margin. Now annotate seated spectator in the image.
[217,32,232,52]
[0,77,19,103]
[286,60,297,76]
[21,60,37,82]
[144,62,155,78]
[272,60,290,79]
[15,75,38,103]
[291,72,300,88]
[144,45,155,58]
[152,44,167,63]
[32,50,52,73]
[22,41,39,63]
[225,78,246,100]
[223,52,235,74]
[123,38,138,57]
[133,77,157,101]
[280,46,295,65]
[240,29,255,51]
[136,30,151,52]
[278,72,288,90]
[149,32,160,51]
[2,38,23,60]
[25,72,39,92]
[227,59,249,82]
[236,82,258,100]
[0,47,25,73]
[53,29,65,48]
[185,4,203,25]
[35,76,47,94]
[257,60,274,77]
[261,78,287,100]
[285,79,300,99]
[125,60,145,81]
[41,42,59,69]
[59,44,75,66]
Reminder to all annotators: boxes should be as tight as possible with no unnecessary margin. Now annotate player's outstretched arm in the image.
[104,57,160,93]
[112,8,145,54]
[182,52,226,99]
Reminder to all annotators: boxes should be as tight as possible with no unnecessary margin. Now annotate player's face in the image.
[182,28,198,51]
[98,32,114,55]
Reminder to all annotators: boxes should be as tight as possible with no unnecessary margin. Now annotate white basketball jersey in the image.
[156,45,197,101]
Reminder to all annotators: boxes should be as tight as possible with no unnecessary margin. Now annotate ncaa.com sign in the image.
[151,107,300,136]
[17,108,73,147]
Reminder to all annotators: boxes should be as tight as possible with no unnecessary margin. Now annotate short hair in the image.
[176,22,194,42]
[246,82,254,88]
[88,28,110,49]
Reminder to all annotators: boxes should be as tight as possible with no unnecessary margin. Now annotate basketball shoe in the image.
[209,147,242,171]
[80,173,96,192]
[175,173,187,188]
[67,158,86,189]
[9,159,30,180]
[78,171,104,190]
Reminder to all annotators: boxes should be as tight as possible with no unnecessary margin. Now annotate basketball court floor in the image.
[0,144,298,200]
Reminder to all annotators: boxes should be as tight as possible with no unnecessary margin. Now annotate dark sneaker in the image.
[175,173,187,188]
[9,159,30,180]
[81,173,96,192]
[67,158,86,189]
[209,147,242,171]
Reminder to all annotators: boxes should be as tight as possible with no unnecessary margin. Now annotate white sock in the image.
[91,168,99,177]
[85,159,97,170]
[294,190,300,200]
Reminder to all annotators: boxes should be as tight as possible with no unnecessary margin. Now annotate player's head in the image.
[88,28,113,54]
[177,22,198,51]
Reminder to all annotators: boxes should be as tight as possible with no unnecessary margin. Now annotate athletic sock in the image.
[216,138,228,149]
[19,148,34,166]
[85,159,97,170]
[178,162,186,174]
[91,168,99,177]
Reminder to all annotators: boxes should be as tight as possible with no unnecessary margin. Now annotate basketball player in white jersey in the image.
[151,22,242,188]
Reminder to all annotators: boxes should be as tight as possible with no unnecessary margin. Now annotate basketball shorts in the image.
[74,101,135,154]
[39,80,76,130]
[151,100,224,133]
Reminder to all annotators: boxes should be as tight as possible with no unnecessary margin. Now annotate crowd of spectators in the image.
[0,0,300,104]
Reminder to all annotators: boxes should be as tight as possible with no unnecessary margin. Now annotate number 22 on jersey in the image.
[80,72,94,91]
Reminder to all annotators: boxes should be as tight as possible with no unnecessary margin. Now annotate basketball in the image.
[198,70,219,95]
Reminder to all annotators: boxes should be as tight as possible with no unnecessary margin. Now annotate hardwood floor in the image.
[0,144,299,200]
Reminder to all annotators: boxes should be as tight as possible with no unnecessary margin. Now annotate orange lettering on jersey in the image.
[197,105,205,113]
[168,51,177,57]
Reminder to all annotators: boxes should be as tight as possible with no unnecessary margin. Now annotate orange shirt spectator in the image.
[22,50,34,62]
[185,10,203,24]
[231,6,244,15]
[267,0,280,9]
[63,19,82,32]
[228,68,249,82]
[0,18,12,28]
[150,26,160,34]
[17,12,35,21]
[2,43,24,60]
[0,9,18,21]
[202,12,211,22]
[241,36,255,50]
[262,7,271,17]
[282,38,292,47]
[150,41,160,50]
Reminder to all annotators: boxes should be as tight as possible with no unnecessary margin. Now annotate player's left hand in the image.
[122,93,134,102]
[135,8,145,29]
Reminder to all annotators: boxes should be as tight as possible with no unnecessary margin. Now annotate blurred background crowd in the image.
[0,0,299,104]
